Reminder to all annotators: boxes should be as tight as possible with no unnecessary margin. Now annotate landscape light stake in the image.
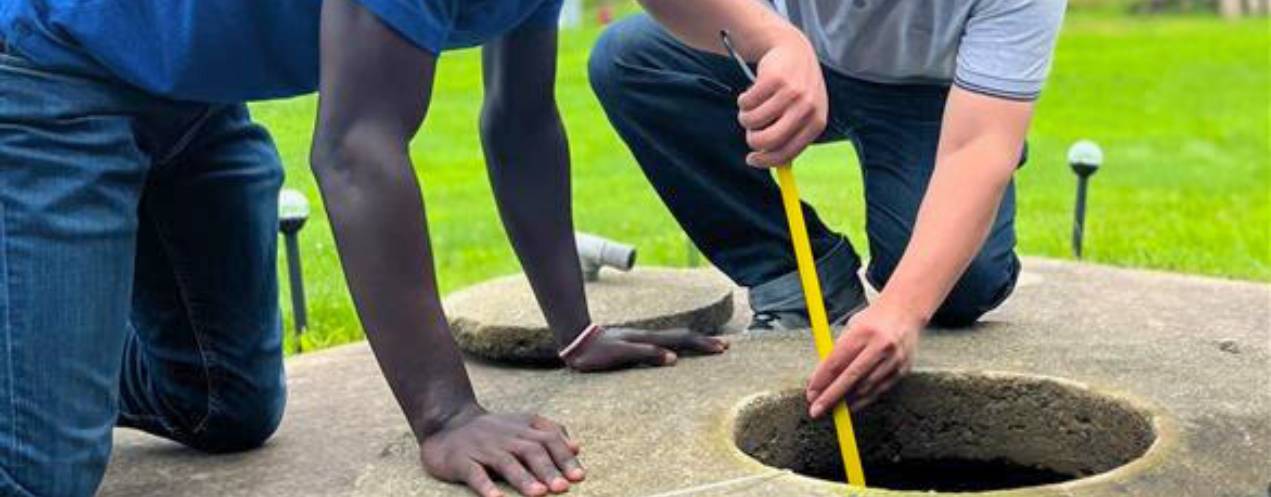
[721,30,868,490]
[1067,140,1103,259]
[278,189,310,352]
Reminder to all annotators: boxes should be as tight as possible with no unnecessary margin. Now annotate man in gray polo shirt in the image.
[589,0,1065,416]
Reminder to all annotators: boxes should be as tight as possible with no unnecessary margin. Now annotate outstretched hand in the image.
[805,304,922,417]
[564,327,729,372]
[421,407,584,497]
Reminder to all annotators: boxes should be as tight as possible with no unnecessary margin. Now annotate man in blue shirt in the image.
[0,1,725,496]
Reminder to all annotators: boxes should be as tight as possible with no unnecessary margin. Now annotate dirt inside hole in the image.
[733,371,1156,493]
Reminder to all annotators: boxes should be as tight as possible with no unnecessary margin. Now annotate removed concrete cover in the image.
[99,259,1270,497]
[734,371,1161,492]
[446,268,734,364]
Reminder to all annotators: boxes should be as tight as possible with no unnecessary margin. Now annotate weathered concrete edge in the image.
[711,368,1184,497]
[1022,257,1268,290]
[450,290,735,364]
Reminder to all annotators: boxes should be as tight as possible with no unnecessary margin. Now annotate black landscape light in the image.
[1067,140,1103,259]
[278,189,310,349]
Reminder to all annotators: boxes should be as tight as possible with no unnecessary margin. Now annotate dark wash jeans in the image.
[0,47,286,497]
[589,15,1021,326]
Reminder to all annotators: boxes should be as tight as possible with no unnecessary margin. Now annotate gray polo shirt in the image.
[774,0,1067,100]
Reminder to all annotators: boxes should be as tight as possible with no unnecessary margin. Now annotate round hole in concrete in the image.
[733,371,1158,493]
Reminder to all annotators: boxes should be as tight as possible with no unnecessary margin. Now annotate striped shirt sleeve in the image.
[955,0,1067,101]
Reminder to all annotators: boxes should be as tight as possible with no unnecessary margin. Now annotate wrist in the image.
[413,397,485,442]
[763,25,812,56]
[560,323,606,368]
[873,290,933,329]
[739,20,807,60]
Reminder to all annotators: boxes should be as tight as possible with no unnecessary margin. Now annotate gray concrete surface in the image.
[446,268,734,363]
[99,258,1270,497]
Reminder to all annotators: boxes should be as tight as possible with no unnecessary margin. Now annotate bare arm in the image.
[879,89,1033,320]
[481,27,590,349]
[480,25,725,372]
[806,88,1034,416]
[311,0,462,442]
[310,2,580,496]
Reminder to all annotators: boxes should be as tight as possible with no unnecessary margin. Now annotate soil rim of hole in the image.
[719,369,1179,496]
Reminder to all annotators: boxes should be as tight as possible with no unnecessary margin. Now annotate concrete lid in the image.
[446,268,734,364]
[100,258,1271,497]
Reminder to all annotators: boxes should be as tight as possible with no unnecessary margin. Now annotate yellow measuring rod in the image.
[715,29,865,488]
[773,165,867,488]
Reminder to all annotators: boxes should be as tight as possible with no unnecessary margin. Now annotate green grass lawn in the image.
[251,12,1271,352]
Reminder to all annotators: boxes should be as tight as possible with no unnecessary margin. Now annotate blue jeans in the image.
[0,49,286,496]
[589,15,1021,326]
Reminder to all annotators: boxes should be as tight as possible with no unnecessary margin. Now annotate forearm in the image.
[638,0,800,60]
[876,144,1016,322]
[312,136,477,440]
[876,85,1034,323]
[480,27,592,347]
[313,0,474,441]
[481,103,591,345]
[802,151,1013,415]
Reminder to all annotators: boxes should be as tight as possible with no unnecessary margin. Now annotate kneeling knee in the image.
[588,16,666,104]
[588,23,633,103]
[931,257,1020,328]
[188,385,286,453]
[932,301,992,328]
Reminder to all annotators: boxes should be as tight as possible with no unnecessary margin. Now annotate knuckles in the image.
[810,112,827,131]
[791,90,811,108]
[878,337,899,354]
[491,453,519,468]
[745,132,766,151]
[507,440,540,457]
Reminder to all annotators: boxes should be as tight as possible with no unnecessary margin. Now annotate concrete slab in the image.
[99,258,1270,497]
[446,268,734,364]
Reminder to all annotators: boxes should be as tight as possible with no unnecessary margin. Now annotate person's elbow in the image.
[310,124,408,190]
[982,134,1029,182]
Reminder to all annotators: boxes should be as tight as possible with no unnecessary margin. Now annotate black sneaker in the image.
[746,303,862,334]
[747,266,869,334]
[747,310,809,333]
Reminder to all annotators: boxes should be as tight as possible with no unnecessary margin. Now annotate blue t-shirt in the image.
[0,0,562,103]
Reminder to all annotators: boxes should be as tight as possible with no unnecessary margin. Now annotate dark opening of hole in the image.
[807,457,1071,492]
[734,372,1156,493]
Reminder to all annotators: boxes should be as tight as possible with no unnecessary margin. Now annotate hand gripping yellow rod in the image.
[719,30,866,489]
